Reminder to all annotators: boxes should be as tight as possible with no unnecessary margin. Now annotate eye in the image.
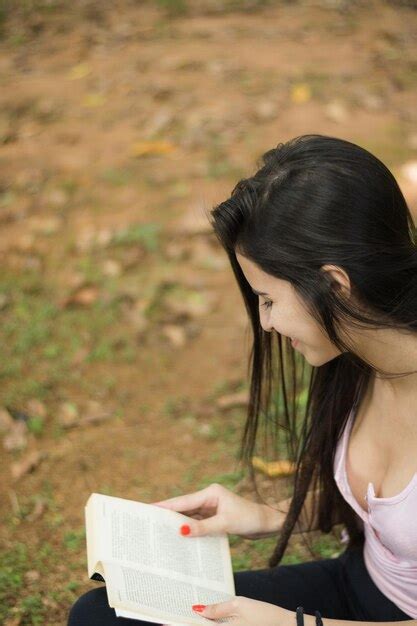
[260,300,273,310]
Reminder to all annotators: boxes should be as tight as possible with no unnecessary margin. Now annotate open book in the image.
[85,493,236,625]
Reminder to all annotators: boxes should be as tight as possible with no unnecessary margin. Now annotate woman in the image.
[68,134,417,626]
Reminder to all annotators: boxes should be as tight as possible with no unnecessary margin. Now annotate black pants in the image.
[67,547,412,625]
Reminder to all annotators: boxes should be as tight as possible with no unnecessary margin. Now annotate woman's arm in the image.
[195,596,417,626]
[262,488,324,536]
[303,612,417,626]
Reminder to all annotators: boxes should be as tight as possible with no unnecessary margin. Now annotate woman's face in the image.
[235,251,343,367]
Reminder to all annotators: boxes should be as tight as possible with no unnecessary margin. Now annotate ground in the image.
[0,1,416,624]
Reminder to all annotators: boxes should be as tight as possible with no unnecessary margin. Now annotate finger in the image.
[184,514,226,537]
[193,599,239,620]
[151,489,210,513]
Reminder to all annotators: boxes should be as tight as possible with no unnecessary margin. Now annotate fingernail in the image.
[192,605,206,613]
[180,524,191,536]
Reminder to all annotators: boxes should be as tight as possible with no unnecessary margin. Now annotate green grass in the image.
[100,167,135,187]
[311,533,344,559]
[205,151,246,180]
[0,268,131,405]
[155,0,188,16]
[27,415,45,436]
[111,222,161,253]
[63,528,86,552]
[0,539,65,624]
[0,543,27,619]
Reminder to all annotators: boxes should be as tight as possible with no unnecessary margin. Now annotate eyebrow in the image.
[251,288,270,297]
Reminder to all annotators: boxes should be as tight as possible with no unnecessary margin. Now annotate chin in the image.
[304,345,341,367]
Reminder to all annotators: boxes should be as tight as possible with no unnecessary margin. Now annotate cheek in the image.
[293,320,330,348]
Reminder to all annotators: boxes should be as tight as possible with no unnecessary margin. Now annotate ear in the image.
[320,264,351,298]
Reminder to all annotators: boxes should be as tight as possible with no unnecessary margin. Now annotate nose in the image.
[259,314,273,333]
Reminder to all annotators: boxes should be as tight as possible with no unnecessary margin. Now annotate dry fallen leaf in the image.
[251,457,296,478]
[81,400,113,426]
[82,413,113,426]
[216,390,249,410]
[291,83,311,104]
[130,140,176,158]
[68,62,91,80]
[60,285,100,308]
[11,450,47,481]
[26,497,47,522]
[82,93,106,108]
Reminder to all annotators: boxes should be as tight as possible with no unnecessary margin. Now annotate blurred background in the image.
[0,0,417,623]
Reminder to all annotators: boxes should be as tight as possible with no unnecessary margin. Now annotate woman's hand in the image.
[191,596,293,625]
[151,483,284,539]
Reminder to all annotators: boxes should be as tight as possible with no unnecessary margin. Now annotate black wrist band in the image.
[315,610,323,626]
[296,606,304,626]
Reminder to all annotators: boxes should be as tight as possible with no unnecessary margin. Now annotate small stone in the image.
[162,324,187,348]
[3,421,28,451]
[102,259,122,277]
[25,399,47,419]
[24,569,40,583]
[58,401,80,429]
[198,422,215,438]
[325,100,348,123]
[253,100,277,121]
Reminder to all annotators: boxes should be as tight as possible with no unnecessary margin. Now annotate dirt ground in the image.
[0,1,417,624]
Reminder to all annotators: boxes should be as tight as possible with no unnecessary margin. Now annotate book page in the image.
[87,493,235,595]
[85,494,104,579]
[115,606,187,625]
[105,562,233,625]
[115,606,183,624]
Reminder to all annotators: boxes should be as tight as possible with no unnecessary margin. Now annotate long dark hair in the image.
[208,134,417,567]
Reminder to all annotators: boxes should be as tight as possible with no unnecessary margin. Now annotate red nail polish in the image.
[192,605,206,612]
[180,524,191,536]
